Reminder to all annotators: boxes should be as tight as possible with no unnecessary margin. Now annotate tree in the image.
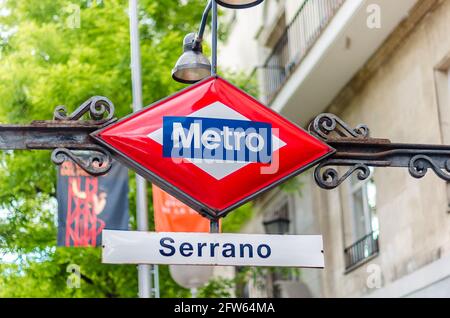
[0,0,219,298]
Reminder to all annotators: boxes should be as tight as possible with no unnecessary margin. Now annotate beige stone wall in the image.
[317,0,450,297]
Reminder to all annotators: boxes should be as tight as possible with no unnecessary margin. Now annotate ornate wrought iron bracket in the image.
[0,96,116,176]
[2,100,450,190]
[309,113,450,189]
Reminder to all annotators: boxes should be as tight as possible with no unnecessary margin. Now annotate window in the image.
[344,168,379,271]
[349,168,378,241]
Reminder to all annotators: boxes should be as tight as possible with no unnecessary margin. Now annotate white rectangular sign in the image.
[102,230,324,268]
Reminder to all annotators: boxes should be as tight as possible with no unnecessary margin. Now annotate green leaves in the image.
[222,203,253,233]
[0,0,256,298]
[0,0,210,298]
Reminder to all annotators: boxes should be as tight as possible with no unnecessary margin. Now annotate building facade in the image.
[220,0,450,297]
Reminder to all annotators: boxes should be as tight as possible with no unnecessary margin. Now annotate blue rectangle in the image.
[163,116,272,164]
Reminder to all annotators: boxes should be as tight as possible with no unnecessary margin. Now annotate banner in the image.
[153,185,212,233]
[57,159,129,247]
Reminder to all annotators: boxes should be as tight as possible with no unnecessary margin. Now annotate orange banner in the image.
[153,185,213,233]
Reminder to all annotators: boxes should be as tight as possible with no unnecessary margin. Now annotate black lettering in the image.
[197,242,207,257]
[180,242,194,257]
[210,243,220,257]
[222,243,236,258]
[240,243,253,258]
[257,244,271,258]
[159,237,175,256]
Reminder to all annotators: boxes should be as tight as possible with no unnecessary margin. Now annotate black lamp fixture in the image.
[172,0,265,84]
[172,33,212,84]
[216,0,264,9]
[263,203,290,235]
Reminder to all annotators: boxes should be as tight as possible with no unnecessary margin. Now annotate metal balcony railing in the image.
[247,0,345,104]
[344,231,379,271]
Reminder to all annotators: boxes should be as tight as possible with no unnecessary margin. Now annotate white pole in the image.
[153,265,160,298]
[129,0,153,299]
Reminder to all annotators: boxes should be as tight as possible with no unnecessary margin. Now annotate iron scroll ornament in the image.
[53,96,115,123]
[408,155,450,180]
[309,113,373,189]
[50,96,115,175]
[314,162,371,190]
[51,146,113,176]
[309,113,450,189]
[309,113,370,141]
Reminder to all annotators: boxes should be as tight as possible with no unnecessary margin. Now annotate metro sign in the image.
[92,76,334,219]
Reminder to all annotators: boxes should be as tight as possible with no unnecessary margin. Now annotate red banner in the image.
[153,185,213,233]
[57,160,129,247]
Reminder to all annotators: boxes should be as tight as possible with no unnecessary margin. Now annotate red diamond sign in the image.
[92,76,334,219]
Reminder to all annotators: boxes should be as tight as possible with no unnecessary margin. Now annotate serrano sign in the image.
[102,230,325,268]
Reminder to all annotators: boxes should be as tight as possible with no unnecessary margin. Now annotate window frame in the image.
[342,168,380,272]
[347,168,377,242]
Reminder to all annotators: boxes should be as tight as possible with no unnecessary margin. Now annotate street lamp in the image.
[216,0,264,9]
[172,33,212,84]
[263,204,290,235]
[172,0,265,84]
[169,265,214,298]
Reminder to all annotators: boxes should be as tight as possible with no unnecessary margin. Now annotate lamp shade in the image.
[169,265,214,289]
[172,33,211,84]
[262,202,290,235]
[216,0,264,9]
[263,218,290,235]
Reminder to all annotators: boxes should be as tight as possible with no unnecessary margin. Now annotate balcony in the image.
[243,0,418,127]
[344,231,379,272]
[251,0,345,104]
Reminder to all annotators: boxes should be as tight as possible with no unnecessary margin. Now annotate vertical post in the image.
[211,0,218,76]
[210,219,219,233]
[153,265,160,298]
[208,1,220,235]
[129,0,153,299]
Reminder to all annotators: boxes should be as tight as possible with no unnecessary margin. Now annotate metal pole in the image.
[209,0,219,233]
[129,0,153,299]
[153,265,160,298]
[211,0,218,76]
[210,219,219,233]
[197,0,212,41]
